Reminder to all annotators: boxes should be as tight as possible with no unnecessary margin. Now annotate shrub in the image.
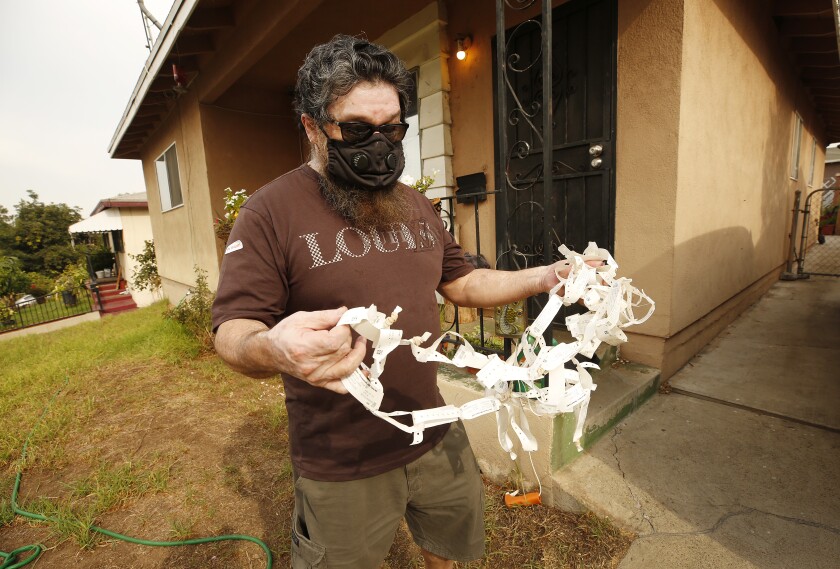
[53,262,89,293]
[213,188,249,241]
[129,240,161,293]
[88,248,115,273]
[165,266,215,351]
[26,272,54,298]
[820,204,838,227]
[0,256,31,296]
[0,298,15,325]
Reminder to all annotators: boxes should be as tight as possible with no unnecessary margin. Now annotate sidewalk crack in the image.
[635,506,840,540]
[611,426,655,533]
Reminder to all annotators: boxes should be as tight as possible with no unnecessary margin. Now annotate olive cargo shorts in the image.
[290,421,486,568]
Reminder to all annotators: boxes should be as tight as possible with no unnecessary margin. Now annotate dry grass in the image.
[0,304,632,568]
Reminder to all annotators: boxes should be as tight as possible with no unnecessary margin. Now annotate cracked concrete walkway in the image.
[553,277,840,568]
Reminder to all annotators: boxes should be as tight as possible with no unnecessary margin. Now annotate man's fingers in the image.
[297,307,348,330]
[309,335,367,386]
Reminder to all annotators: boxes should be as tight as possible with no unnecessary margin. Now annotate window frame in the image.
[155,142,184,212]
[789,113,803,181]
[808,137,817,187]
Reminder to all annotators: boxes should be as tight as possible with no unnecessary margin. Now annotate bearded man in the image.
[213,34,581,569]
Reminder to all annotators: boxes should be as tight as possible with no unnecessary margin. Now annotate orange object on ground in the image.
[504,492,542,508]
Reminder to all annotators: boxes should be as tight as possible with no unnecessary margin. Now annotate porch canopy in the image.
[68,208,123,234]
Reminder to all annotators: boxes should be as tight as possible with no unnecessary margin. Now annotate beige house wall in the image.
[141,89,219,302]
[200,102,299,264]
[635,0,827,377]
[674,0,821,329]
[117,208,158,307]
[613,0,684,369]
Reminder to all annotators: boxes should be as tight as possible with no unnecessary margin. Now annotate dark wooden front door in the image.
[494,0,616,327]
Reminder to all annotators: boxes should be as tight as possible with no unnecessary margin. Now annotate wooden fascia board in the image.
[108,0,201,158]
[196,0,326,103]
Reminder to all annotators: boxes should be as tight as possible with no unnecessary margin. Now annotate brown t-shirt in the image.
[212,165,474,481]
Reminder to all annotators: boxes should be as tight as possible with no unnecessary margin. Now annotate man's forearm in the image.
[439,267,549,308]
[215,319,280,378]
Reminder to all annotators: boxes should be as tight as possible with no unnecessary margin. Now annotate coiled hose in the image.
[0,379,273,569]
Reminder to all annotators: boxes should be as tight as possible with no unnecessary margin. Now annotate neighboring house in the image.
[68,192,157,308]
[108,0,838,382]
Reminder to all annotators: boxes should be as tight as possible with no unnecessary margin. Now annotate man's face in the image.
[308,81,410,232]
[321,81,402,143]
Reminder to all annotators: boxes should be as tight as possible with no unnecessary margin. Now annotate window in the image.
[790,114,803,180]
[155,143,183,211]
[808,137,817,187]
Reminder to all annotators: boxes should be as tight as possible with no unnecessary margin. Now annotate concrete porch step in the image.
[437,349,660,490]
[551,361,661,469]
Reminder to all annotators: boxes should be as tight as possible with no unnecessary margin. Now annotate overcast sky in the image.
[0,0,175,218]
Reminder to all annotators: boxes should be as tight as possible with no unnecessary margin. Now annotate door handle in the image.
[589,144,604,169]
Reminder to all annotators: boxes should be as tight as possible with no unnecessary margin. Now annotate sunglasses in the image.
[326,119,409,144]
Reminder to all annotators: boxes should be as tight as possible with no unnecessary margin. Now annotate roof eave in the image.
[108,0,201,158]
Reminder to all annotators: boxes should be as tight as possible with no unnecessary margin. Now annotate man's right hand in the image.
[262,307,366,393]
[214,308,367,393]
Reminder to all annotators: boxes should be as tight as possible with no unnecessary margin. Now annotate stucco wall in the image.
[613,0,684,367]
[443,0,499,257]
[672,0,827,335]
[118,207,158,307]
[141,90,219,302]
[200,99,299,264]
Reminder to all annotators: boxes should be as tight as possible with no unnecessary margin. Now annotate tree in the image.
[0,256,30,297]
[7,191,83,275]
[0,205,14,256]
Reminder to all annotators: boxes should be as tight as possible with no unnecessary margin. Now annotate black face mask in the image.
[325,133,405,191]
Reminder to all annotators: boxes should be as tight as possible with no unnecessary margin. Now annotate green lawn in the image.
[0,303,631,568]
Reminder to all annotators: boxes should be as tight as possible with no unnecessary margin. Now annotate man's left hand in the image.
[540,258,604,293]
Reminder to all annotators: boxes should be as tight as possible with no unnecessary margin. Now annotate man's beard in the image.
[312,137,412,233]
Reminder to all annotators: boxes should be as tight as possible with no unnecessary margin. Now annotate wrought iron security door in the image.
[494,0,616,333]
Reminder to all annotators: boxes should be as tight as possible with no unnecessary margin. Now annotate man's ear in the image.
[301,114,319,144]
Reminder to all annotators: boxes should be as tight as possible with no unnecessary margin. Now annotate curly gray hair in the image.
[294,34,412,126]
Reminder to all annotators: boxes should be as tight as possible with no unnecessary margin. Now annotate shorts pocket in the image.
[291,514,326,569]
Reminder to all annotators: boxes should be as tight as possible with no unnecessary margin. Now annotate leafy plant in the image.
[3,190,83,274]
[463,327,504,351]
[0,298,15,325]
[165,266,215,350]
[26,271,54,298]
[213,188,249,240]
[53,262,89,293]
[88,248,114,273]
[0,256,30,296]
[400,172,437,195]
[129,240,161,293]
[819,204,838,227]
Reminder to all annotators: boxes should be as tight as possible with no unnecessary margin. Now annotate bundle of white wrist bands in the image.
[338,242,655,457]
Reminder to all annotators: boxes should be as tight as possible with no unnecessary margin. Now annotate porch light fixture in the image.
[455,34,472,61]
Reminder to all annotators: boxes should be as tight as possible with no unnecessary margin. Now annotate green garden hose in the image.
[0,379,273,569]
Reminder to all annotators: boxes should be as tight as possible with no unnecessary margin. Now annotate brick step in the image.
[104,304,138,315]
[101,296,137,309]
[98,289,129,299]
[95,286,138,315]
